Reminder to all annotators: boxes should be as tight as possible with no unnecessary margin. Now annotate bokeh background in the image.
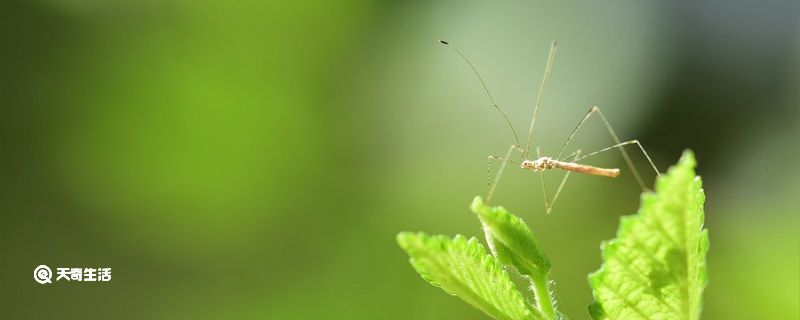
[1,0,798,319]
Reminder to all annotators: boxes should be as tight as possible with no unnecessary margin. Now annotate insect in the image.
[440,40,661,214]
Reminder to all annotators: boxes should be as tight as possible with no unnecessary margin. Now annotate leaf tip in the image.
[396,231,427,251]
[396,231,412,247]
[679,149,696,165]
[470,195,486,215]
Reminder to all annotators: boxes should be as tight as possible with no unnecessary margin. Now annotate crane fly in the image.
[439,40,660,214]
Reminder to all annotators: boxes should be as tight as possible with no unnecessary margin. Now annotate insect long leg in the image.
[524,41,559,159]
[540,149,582,214]
[559,149,581,162]
[486,145,523,203]
[555,106,658,191]
[574,140,660,177]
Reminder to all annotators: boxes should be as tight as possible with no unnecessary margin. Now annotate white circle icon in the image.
[34,265,52,284]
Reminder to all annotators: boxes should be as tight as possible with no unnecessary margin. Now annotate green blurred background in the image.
[1,0,798,319]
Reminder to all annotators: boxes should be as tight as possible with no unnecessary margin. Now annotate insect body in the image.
[441,40,661,214]
[522,157,619,178]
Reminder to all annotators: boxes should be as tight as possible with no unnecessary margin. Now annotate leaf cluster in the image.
[398,150,708,319]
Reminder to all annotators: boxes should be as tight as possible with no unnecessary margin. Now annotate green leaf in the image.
[588,150,708,320]
[471,196,561,319]
[471,196,550,278]
[397,232,538,320]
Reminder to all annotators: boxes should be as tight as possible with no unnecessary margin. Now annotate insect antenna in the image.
[524,41,558,159]
[440,40,521,148]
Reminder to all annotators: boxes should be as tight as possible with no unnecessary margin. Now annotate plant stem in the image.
[531,273,557,319]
